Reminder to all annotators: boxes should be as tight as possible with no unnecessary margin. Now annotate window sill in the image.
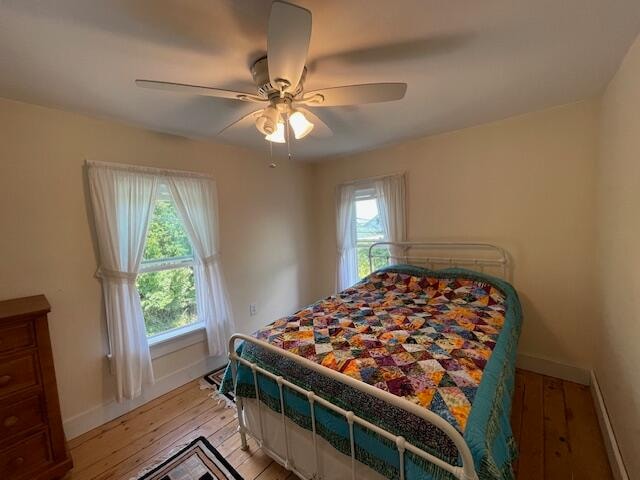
[148,322,207,360]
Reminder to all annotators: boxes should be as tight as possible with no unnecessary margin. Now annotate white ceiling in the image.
[1,0,639,160]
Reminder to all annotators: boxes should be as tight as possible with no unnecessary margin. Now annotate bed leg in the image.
[236,396,249,451]
[236,398,249,451]
[239,429,249,451]
[230,352,250,452]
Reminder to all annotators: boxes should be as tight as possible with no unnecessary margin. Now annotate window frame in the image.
[137,184,204,344]
[353,185,389,278]
[139,255,194,275]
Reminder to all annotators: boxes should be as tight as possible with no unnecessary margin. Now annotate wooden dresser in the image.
[0,295,72,480]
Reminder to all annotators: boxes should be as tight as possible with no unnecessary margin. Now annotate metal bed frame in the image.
[228,242,511,480]
[368,241,510,281]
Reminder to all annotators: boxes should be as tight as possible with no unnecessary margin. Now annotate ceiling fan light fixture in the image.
[289,109,314,139]
[255,106,280,135]
[265,121,286,143]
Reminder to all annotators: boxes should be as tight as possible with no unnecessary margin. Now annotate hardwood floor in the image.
[64,369,612,480]
[511,370,613,480]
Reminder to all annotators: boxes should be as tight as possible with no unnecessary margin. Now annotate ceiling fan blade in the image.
[267,1,312,92]
[136,80,265,102]
[217,109,264,135]
[296,108,333,137]
[308,33,472,71]
[301,83,407,107]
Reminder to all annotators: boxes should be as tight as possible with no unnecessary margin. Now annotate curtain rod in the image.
[339,171,405,186]
[85,160,215,180]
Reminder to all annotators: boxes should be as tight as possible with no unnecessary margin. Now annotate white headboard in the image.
[367,241,511,281]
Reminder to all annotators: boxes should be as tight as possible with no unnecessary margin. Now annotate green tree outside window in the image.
[136,191,198,337]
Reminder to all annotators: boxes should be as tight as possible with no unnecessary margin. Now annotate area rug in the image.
[204,365,234,402]
[135,437,243,480]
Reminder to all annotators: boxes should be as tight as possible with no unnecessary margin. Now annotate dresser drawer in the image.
[0,430,51,479]
[0,353,38,398]
[0,322,35,354]
[0,393,45,442]
[0,296,72,479]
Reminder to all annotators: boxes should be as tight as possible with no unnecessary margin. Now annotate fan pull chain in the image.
[268,139,276,168]
[285,113,293,161]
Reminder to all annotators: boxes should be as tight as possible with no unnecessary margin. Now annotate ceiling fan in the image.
[136,1,407,144]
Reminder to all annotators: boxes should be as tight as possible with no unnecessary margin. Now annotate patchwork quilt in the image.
[221,266,522,480]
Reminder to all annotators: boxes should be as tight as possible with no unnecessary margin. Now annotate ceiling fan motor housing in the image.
[251,56,306,98]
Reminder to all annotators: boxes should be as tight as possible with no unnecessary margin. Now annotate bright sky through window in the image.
[356,198,378,222]
[354,191,387,277]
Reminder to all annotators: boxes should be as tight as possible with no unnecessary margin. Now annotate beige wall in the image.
[596,33,640,478]
[0,97,316,433]
[311,100,600,371]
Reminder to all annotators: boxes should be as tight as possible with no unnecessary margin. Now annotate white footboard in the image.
[229,334,480,480]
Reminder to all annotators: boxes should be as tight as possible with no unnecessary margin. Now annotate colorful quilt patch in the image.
[254,270,507,433]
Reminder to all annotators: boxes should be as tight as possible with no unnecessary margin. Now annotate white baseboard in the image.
[63,355,226,440]
[590,371,629,480]
[516,353,590,384]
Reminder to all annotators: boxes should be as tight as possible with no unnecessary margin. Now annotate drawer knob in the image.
[13,456,24,467]
[3,415,18,427]
[0,375,11,386]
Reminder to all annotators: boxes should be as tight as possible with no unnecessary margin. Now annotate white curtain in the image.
[88,165,158,401]
[336,183,359,291]
[167,176,235,356]
[375,174,407,264]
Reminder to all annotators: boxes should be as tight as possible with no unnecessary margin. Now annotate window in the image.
[354,187,390,278]
[89,161,234,399]
[136,183,201,339]
[337,174,405,291]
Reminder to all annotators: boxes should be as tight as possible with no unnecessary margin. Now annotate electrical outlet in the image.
[249,304,257,316]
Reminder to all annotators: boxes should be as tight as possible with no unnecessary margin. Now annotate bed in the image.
[220,242,522,480]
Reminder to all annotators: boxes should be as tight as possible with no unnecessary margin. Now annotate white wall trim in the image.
[516,353,590,384]
[63,354,226,440]
[590,371,629,480]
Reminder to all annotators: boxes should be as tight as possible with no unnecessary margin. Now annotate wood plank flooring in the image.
[64,369,612,479]
[510,370,613,480]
